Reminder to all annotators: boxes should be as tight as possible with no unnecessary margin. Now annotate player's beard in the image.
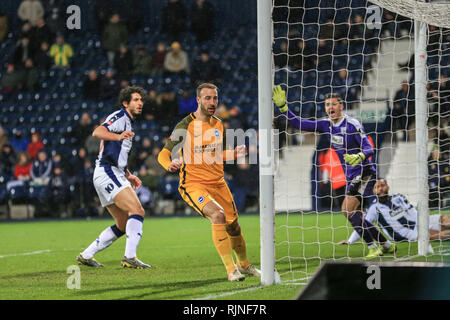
[200,102,216,116]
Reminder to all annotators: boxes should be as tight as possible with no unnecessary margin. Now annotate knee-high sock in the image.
[124,215,144,259]
[364,219,389,244]
[348,212,375,246]
[212,224,235,274]
[229,233,250,269]
[82,224,125,259]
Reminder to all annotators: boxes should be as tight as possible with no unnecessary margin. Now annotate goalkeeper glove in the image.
[273,85,288,113]
[343,152,366,167]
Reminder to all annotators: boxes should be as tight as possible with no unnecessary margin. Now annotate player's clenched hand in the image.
[127,174,142,190]
[118,130,135,141]
[168,158,182,172]
[273,85,288,112]
[235,145,247,159]
[337,240,349,245]
[343,152,365,167]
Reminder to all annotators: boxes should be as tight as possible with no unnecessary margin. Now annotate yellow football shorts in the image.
[179,182,238,224]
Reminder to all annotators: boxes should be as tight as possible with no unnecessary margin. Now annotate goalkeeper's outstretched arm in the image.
[272,85,327,133]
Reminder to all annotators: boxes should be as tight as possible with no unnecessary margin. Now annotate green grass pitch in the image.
[0,213,448,300]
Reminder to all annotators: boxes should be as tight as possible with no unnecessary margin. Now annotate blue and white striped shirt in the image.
[348,193,418,243]
[95,108,134,173]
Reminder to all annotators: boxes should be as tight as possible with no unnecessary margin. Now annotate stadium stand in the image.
[0,0,448,218]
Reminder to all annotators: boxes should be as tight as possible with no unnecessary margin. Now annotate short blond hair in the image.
[196,83,218,98]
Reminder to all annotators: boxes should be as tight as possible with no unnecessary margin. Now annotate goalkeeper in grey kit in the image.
[272,85,396,257]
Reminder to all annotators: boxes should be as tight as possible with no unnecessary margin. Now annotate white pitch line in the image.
[0,249,52,259]
[194,285,264,300]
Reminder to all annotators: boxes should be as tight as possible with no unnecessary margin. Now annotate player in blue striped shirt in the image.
[77,86,152,269]
[273,86,391,258]
[341,178,450,245]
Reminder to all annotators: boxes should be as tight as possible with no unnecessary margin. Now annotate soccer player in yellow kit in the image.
[158,83,260,281]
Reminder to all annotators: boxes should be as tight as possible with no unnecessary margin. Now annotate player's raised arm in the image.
[92,123,134,141]
[272,85,327,133]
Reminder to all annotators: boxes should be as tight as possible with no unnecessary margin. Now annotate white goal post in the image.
[258,0,450,286]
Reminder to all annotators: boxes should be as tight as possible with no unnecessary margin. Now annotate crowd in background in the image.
[0,0,259,217]
[0,0,449,217]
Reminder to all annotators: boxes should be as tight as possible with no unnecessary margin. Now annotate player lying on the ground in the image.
[158,83,260,281]
[77,86,151,269]
[339,178,450,247]
[273,86,390,258]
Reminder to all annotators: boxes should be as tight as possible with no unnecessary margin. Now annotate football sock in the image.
[212,224,236,274]
[364,219,389,244]
[229,233,250,269]
[82,224,125,259]
[348,212,375,246]
[124,215,144,259]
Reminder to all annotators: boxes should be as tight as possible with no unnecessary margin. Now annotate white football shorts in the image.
[93,166,132,207]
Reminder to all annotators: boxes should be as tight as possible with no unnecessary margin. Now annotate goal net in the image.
[268,0,450,285]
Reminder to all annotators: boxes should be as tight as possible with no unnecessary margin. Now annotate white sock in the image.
[82,225,124,259]
[382,240,392,249]
[124,215,144,259]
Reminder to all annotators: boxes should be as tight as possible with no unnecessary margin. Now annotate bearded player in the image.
[158,83,261,281]
[273,85,394,258]
[77,86,151,269]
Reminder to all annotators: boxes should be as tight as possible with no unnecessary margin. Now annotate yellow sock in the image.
[211,224,235,274]
[229,233,250,269]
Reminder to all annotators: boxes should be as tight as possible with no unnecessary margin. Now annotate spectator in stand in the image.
[142,89,158,120]
[0,126,8,150]
[102,13,128,67]
[230,157,259,212]
[157,89,178,127]
[51,152,68,173]
[178,88,197,116]
[13,37,35,69]
[162,0,187,41]
[18,0,44,27]
[129,137,153,170]
[48,164,70,217]
[190,0,215,43]
[0,11,8,43]
[132,45,152,76]
[99,68,119,100]
[190,51,220,86]
[14,152,32,181]
[428,146,450,209]
[75,157,97,216]
[26,132,44,160]
[83,70,101,100]
[151,42,167,76]
[10,127,29,153]
[30,150,52,186]
[114,43,133,80]
[137,165,158,193]
[274,40,288,70]
[163,41,190,76]
[44,0,64,34]
[84,124,100,160]
[71,113,94,149]
[18,21,33,40]
[0,144,16,177]
[49,34,73,67]
[20,58,39,92]
[33,41,52,71]
[433,126,450,160]
[1,64,23,93]
[30,17,54,51]
[144,146,167,179]
[392,80,414,142]
[435,74,450,121]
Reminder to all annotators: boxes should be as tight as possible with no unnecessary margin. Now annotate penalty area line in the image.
[0,249,52,258]
[194,285,264,300]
